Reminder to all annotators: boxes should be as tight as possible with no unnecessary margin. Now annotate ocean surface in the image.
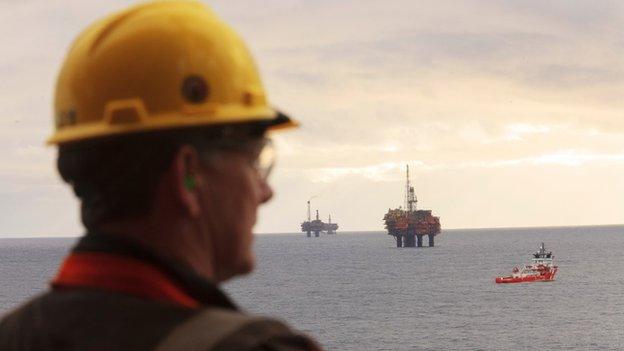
[1,226,623,350]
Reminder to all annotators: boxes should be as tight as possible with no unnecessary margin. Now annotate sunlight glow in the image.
[309,162,423,183]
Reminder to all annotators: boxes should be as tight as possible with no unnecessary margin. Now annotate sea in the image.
[1,226,623,350]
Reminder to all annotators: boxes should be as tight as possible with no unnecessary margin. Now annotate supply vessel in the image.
[495,243,558,283]
[383,165,441,247]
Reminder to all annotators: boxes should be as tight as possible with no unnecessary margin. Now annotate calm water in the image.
[1,226,623,350]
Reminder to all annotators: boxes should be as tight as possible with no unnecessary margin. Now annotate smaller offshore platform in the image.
[301,200,339,237]
[383,165,441,247]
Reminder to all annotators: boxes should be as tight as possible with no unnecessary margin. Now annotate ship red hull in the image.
[495,270,557,284]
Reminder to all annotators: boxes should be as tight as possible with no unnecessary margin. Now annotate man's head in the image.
[57,124,273,280]
[51,1,296,281]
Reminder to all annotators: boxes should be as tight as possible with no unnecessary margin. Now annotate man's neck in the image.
[95,219,218,282]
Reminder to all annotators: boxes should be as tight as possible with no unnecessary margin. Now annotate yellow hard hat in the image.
[49,1,297,145]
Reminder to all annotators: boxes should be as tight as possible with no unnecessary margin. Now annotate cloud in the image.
[531,150,624,167]
[308,162,421,183]
[299,149,624,182]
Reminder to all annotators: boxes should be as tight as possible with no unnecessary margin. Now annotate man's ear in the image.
[171,145,202,218]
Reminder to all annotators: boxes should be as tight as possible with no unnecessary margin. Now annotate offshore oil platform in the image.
[383,165,441,247]
[301,200,339,237]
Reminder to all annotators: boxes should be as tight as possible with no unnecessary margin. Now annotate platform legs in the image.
[404,234,415,247]
[393,233,437,248]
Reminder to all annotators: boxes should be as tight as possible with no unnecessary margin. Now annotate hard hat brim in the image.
[48,109,298,145]
[266,110,299,131]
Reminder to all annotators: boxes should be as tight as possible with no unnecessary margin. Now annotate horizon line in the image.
[2,222,623,239]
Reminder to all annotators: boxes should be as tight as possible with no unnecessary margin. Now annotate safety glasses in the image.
[254,138,275,181]
[199,137,276,181]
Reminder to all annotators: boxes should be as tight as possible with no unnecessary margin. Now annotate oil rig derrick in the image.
[383,165,441,247]
[301,200,339,237]
[324,214,338,234]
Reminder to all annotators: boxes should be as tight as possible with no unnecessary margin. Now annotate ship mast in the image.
[405,165,410,210]
[405,165,417,212]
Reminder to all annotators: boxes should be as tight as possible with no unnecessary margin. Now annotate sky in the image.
[1,0,623,237]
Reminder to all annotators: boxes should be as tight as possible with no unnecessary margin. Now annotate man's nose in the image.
[259,179,274,204]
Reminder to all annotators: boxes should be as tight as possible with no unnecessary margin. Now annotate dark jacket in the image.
[0,234,321,351]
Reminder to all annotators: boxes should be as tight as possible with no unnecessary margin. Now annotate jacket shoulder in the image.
[0,289,197,350]
[157,308,322,351]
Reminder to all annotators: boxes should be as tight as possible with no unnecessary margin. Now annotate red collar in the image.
[51,252,200,309]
